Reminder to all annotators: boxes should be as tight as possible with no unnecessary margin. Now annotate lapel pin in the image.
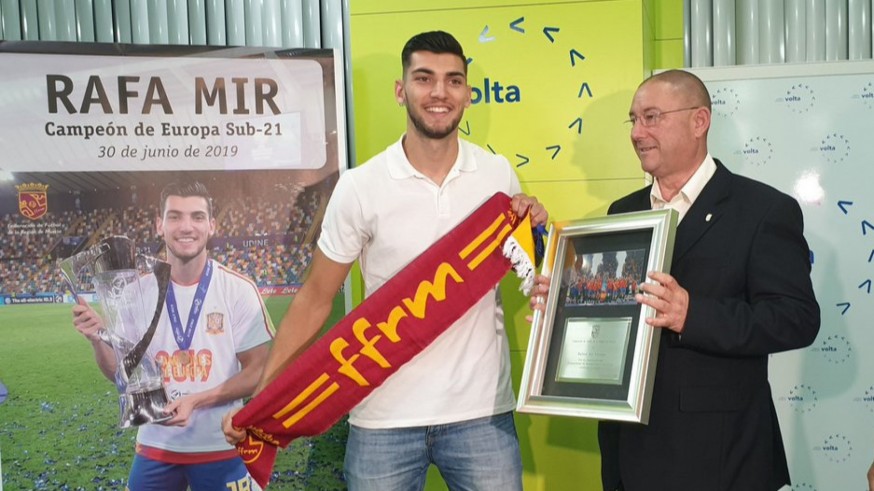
[705,213,712,222]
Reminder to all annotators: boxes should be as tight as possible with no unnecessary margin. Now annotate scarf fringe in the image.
[502,236,535,296]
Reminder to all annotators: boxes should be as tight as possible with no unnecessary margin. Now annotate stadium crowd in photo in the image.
[1,170,336,300]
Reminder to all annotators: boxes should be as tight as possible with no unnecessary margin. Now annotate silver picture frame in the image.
[517,209,678,424]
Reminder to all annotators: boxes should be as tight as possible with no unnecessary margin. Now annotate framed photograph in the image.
[517,209,678,424]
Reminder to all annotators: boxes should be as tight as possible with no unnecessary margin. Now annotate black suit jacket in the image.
[599,161,820,491]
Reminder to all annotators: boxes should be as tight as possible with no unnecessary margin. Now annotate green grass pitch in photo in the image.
[0,294,348,490]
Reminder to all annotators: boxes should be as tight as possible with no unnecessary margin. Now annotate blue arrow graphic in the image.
[859,279,872,293]
[486,144,496,154]
[479,26,495,43]
[510,17,525,33]
[578,82,593,98]
[570,49,585,66]
[547,145,561,159]
[459,121,470,136]
[543,26,560,43]
[863,220,874,235]
[516,154,530,167]
[869,249,874,263]
[569,117,583,134]
[837,302,850,315]
[837,200,853,214]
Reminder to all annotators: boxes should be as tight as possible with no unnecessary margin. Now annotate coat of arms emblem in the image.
[17,183,49,220]
[206,312,224,335]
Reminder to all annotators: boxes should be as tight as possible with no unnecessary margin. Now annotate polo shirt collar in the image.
[386,135,477,180]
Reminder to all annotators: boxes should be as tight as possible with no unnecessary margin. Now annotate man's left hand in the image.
[161,394,198,427]
[636,271,689,334]
[510,193,548,227]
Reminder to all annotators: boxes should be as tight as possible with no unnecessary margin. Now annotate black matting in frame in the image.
[541,228,654,401]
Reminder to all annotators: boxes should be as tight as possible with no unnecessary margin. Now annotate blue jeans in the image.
[344,411,523,491]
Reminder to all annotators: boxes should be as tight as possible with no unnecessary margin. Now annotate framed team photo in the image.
[517,209,678,424]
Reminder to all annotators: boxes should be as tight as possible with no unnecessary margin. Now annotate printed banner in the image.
[0,50,327,171]
[0,43,346,301]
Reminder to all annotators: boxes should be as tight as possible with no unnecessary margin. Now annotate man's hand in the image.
[161,394,199,427]
[528,274,551,313]
[510,193,548,227]
[222,408,247,445]
[636,271,689,334]
[525,274,551,323]
[72,298,105,343]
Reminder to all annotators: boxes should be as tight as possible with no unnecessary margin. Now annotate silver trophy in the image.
[60,236,172,428]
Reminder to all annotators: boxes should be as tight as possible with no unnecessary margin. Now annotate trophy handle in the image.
[59,243,113,344]
[121,260,171,379]
[58,242,110,303]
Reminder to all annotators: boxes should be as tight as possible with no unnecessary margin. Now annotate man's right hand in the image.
[72,298,105,343]
[222,408,247,445]
[529,275,550,310]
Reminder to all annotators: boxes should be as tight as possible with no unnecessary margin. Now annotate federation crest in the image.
[239,434,265,464]
[16,182,49,220]
[206,312,224,335]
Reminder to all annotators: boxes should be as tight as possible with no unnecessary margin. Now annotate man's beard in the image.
[165,241,206,263]
[408,106,461,140]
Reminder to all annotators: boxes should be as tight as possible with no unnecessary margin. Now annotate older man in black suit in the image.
[534,69,820,490]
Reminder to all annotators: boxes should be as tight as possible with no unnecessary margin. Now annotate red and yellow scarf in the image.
[232,192,536,487]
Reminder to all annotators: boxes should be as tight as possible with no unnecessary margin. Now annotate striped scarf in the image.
[232,192,536,488]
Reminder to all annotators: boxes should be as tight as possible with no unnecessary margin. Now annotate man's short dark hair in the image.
[401,30,467,75]
[159,179,213,218]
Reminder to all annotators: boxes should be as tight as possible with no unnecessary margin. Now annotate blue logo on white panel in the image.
[819,133,851,165]
[782,84,815,113]
[855,385,874,413]
[856,81,874,110]
[815,335,852,364]
[711,87,740,117]
[739,136,773,167]
[815,434,852,463]
[790,484,816,491]
[781,384,817,413]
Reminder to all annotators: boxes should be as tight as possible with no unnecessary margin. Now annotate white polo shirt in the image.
[318,136,522,428]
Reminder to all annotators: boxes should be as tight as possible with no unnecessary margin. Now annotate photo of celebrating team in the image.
[562,249,646,307]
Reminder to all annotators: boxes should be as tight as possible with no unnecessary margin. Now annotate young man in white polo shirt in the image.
[225,31,547,490]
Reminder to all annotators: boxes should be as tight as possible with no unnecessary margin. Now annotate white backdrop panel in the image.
[691,61,874,491]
